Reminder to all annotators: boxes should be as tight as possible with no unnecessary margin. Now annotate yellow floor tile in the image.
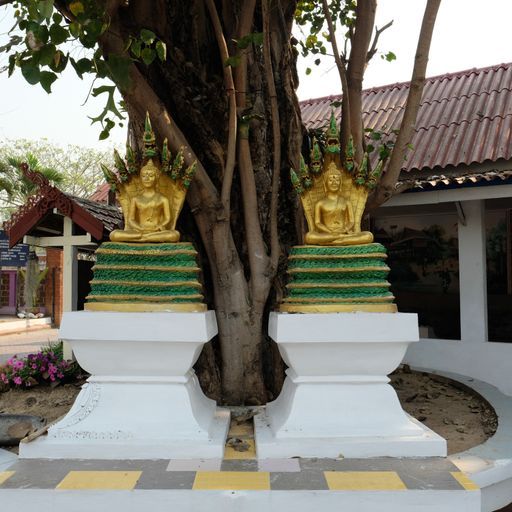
[228,421,254,437]
[56,471,142,490]
[0,471,15,486]
[325,471,407,491]
[451,471,479,490]
[193,471,270,490]
[224,438,256,459]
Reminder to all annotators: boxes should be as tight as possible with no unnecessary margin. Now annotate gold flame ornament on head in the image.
[103,113,197,243]
[290,111,384,246]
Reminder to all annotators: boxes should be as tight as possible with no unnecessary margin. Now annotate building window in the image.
[374,212,460,340]
[486,205,511,342]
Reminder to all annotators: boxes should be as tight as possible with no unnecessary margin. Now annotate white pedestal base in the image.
[20,311,230,459]
[255,312,446,458]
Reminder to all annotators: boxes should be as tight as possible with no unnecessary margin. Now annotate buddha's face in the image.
[325,172,341,192]
[140,165,158,188]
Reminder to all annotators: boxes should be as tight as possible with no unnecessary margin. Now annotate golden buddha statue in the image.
[102,113,196,244]
[305,162,372,246]
[110,159,180,243]
[291,111,383,247]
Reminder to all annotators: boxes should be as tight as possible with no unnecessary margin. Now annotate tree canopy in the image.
[0,138,116,219]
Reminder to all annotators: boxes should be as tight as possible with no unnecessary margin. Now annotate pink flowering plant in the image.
[0,343,81,388]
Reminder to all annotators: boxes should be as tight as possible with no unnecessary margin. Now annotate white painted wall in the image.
[458,200,488,344]
[405,339,512,396]
[401,197,512,397]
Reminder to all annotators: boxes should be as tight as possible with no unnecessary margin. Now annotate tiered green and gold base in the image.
[85,242,206,312]
[280,243,397,313]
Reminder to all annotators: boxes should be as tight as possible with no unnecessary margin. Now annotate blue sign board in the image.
[0,230,29,267]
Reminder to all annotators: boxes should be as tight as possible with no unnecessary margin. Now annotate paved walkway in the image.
[0,418,480,511]
[0,328,59,365]
[0,455,474,491]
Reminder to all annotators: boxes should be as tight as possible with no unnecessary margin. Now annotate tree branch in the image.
[231,0,271,297]
[99,26,219,208]
[321,0,351,156]
[262,0,281,273]
[370,0,441,208]
[346,0,376,163]
[366,20,393,62]
[233,0,256,109]
[204,0,237,216]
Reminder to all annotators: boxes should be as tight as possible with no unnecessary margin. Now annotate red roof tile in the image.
[89,182,110,203]
[300,62,512,173]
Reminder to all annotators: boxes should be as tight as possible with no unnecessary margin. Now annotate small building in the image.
[301,62,512,395]
[3,164,122,326]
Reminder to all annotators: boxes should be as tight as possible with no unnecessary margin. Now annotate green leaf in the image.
[90,85,124,121]
[140,29,156,45]
[93,57,109,78]
[130,39,142,58]
[8,55,16,77]
[21,61,41,84]
[224,55,241,68]
[52,12,63,24]
[76,57,92,73]
[49,24,68,45]
[37,0,54,20]
[38,44,56,66]
[49,50,67,72]
[141,47,156,66]
[236,32,263,49]
[69,1,85,16]
[39,70,57,92]
[305,67,312,75]
[69,22,80,38]
[99,118,115,140]
[370,131,382,141]
[84,19,104,40]
[106,54,131,88]
[252,32,264,46]
[383,51,396,62]
[70,56,91,78]
[155,40,166,61]
[27,23,49,46]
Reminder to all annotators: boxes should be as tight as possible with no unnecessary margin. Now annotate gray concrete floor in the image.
[0,328,59,365]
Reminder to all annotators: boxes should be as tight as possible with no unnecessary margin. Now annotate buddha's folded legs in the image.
[110,229,144,242]
[140,230,180,243]
[305,230,373,246]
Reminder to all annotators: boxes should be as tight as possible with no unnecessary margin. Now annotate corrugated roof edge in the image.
[299,62,512,105]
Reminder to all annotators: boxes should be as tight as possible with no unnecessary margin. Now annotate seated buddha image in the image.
[110,159,180,243]
[305,163,373,246]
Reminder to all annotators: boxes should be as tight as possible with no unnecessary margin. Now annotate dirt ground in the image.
[391,366,497,454]
[0,366,498,455]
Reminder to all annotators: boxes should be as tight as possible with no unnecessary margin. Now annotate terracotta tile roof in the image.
[89,182,110,203]
[300,62,512,174]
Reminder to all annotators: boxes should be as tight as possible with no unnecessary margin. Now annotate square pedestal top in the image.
[269,312,419,343]
[60,311,218,343]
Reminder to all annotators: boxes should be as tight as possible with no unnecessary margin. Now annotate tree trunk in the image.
[96,0,301,404]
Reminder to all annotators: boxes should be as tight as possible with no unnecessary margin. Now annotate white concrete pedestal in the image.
[255,312,446,458]
[20,311,229,459]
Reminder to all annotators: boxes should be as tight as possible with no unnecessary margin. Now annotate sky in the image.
[1,0,512,149]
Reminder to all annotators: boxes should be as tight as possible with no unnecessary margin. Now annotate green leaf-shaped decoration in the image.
[171,149,184,180]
